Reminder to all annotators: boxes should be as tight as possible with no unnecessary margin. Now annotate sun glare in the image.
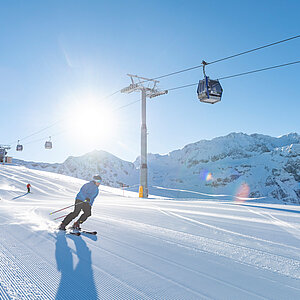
[65,99,116,143]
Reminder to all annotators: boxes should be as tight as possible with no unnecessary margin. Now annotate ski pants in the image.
[62,199,92,226]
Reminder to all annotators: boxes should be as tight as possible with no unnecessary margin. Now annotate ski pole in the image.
[49,199,89,215]
[53,214,67,220]
[49,204,75,215]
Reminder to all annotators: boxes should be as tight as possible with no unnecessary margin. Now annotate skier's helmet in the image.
[93,175,102,183]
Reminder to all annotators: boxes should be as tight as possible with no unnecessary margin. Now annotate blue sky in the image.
[0,0,299,163]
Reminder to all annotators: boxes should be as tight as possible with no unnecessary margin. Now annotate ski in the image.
[81,230,97,235]
[57,226,96,236]
[68,231,81,236]
[58,228,81,236]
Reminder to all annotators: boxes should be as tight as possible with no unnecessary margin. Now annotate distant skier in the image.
[58,175,102,231]
[27,183,31,193]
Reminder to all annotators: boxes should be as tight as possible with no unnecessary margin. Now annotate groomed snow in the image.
[0,164,300,299]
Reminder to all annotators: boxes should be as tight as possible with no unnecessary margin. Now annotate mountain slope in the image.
[14,132,300,204]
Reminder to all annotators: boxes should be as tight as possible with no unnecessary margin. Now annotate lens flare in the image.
[235,183,250,202]
[199,169,213,181]
[206,172,213,181]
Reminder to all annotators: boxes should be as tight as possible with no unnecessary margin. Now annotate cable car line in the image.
[20,98,141,147]
[168,82,199,91]
[167,59,300,92]
[9,58,300,149]
[98,89,123,105]
[5,35,300,150]
[6,119,62,146]
[148,34,300,81]
[113,99,141,111]
[19,120,62,142]
[207,34,300,65]
[218,60,300,80]
[6,89,122,147]
[23,136,50,146]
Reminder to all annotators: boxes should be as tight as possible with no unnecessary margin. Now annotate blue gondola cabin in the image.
[197,76,223,104]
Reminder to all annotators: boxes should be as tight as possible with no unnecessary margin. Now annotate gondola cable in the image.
[7,89,122,146]
[6,34,300,146]
[149,34,300,81]
[21,98,142,147]
[12,59,300,147]
[168,59,300,91]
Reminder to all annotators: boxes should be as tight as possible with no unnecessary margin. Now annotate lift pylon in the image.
[0,144,11,164]
[121,75,168,198]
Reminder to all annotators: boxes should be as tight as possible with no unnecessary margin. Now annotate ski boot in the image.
[58,222,66,231]
[72,221,81,230]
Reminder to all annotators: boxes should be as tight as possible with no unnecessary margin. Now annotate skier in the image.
[58,175,102,231]
[27,183,31,193]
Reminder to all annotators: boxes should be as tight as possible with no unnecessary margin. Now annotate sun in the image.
[65,99,116,143]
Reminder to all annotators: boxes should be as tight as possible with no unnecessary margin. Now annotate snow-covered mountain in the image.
[14,150,139,188]
[14,132,300,204]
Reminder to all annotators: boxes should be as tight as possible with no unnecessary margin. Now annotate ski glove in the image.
[85,198,91,203]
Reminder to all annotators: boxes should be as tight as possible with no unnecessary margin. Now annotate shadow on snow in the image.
[12,192,29,200]
[55,232,98,299]
[235,203,300,214]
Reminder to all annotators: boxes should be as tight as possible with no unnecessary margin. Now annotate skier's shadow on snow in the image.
[55,233,98,299]
[12,192,29,200]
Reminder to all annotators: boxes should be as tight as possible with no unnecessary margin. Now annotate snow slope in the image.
[14,132,300,204]
[1,165,300,299]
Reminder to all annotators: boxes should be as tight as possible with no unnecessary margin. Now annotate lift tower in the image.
[0,145,11,164]
[121,74,168,198]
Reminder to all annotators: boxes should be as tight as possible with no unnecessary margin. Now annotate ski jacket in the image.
[76,181,99,206]
[27,184,31,188]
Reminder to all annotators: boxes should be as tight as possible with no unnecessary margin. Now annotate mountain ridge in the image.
[13,132,300,204]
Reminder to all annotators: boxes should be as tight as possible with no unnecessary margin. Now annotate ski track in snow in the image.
[84,236,212,299]
[0,167,75,198]
[156,207,300,256]
[93,215,300,298]
[0,215,154,300]
[91,227,267,299]
[0,234,57,299]
[99,201,300,229]
[1,165,300,299]
[247,207,300,241]
[94,214,300,280]
[100,201,300,259]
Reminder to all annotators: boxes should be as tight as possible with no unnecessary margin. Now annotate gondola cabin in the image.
[45,141,52,149]
[16,141,23,151]
[45,136,52,149]
[197,76,223,104]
